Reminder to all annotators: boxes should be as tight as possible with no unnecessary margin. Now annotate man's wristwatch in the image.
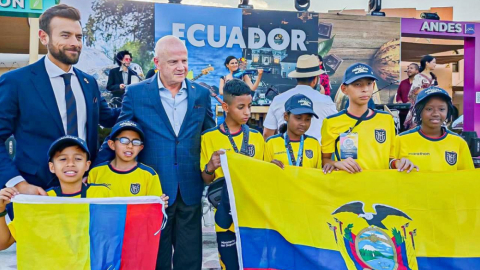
[204,164,214,175]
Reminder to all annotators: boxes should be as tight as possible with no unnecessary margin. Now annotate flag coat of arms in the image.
[12,195,166,270]
[221,152,480,270]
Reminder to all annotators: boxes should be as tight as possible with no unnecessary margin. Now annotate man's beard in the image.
[48,42,81,65]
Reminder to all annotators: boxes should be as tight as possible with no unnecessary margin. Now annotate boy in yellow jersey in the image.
[321,63,417,173]
[395,87,474,171]
[0,136,111,250]
[88,121,168,204]
[201,79,264,270]
[265,94,330,170]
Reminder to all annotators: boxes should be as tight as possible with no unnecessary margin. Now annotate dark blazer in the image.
[0,57,120,189]
[106,66,136,97]
[95,75,216,205]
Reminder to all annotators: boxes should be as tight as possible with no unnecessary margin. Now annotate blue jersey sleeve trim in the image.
[326,110,347,120]
[201,126,219,136]
[138,163,158,176]
[266,133,282,143]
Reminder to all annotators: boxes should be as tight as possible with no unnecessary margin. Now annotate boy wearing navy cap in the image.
[88,120,168,204]
[321,63,418,174]
[0,136,111,250]
[264,94,330,170]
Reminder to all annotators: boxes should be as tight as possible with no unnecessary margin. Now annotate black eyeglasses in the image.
[114,137,143,146]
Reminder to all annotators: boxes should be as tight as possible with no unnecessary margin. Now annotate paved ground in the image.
[0,206,221,270]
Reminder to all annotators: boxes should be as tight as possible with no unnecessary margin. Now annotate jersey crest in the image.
[375,129,387,143]
[305,150,314,159]
[445,151,457,165]
[247,144,256,157]
[130,183,141,195]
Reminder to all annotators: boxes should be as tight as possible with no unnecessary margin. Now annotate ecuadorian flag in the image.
[221,152,480,270]
[12,195,166,270]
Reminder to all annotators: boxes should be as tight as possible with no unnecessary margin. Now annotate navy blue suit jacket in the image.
[95,75,215,205]
[0,57,120,189]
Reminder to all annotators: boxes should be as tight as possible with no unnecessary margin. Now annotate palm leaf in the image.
[318,35,335,58]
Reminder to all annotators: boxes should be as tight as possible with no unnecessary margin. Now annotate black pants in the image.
[156,191,202,270]
[217,231,239,270]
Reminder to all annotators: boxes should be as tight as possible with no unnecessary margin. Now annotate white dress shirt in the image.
[263,85,338,142]
[157,74,188,136]
[6,56,87,188]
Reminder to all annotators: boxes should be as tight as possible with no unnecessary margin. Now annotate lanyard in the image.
[223,123,249,155]
[284,133,304,167]
[334,109,370,161]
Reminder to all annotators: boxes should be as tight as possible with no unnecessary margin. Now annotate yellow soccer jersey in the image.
[46,183,111,198]
[200,126,265,181]
[321,109,395,170]
[88,162,163,197]
[200,125,265,233]
[264,134,322,169]
[395,127,474,171]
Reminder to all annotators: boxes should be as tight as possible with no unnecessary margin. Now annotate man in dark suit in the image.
[0,5,119,198]
[106,50,138,98]
[96,36,215,270]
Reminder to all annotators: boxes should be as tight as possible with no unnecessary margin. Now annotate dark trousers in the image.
[217,231,239,270]
[156,190,202,270]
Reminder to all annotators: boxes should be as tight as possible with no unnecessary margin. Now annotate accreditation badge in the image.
[340,132,358,159]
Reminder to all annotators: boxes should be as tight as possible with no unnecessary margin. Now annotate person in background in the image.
[404,55,437,130]
[219,56,263,95]
[146,67,158,79]
[317,55,330,96]
[396,63,419,131]
[395,86,473,171]
[107,50,137,98]
[263,54,337,142]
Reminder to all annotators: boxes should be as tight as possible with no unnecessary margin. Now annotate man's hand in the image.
[395,158,419,173]
[334,158,362,174]
[257,69,264,75]
[207,150,225,173]
[120,84,126,89]
[14,181,47,196]
[0,187,19,211]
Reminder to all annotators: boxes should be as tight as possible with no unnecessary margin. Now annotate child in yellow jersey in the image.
[265,94,332,170]
[88,121,169,204]
[0,136,111,250]
[395,87,474,171]
[321,63,418,173]
[201,79,264,270]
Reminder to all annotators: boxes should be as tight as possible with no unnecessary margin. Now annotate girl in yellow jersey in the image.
[395,86,474,171]
[265,94,334,171]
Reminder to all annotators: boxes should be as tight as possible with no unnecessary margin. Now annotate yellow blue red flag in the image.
[11,195,166,270]
[221,152,480,270]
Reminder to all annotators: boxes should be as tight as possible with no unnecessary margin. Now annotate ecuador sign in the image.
[0,0,57,18]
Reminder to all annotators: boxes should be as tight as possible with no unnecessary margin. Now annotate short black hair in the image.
[414,95,454,125]
[317,55,323,62]
[223,79,251,104]
[115,50,132,66]
[224,56,237,69]
[409,63,420,71]
[39,4,81,35]
[49,141,89,162]
[296,76,317,85]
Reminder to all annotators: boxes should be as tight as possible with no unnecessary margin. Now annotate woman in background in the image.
[317,55,330,96]
[404,55,438,130]
[219,56,263,95]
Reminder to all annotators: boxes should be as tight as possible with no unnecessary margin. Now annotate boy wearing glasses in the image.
[88,121,168,204]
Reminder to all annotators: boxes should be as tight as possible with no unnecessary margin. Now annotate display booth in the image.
[401,18,480,134]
